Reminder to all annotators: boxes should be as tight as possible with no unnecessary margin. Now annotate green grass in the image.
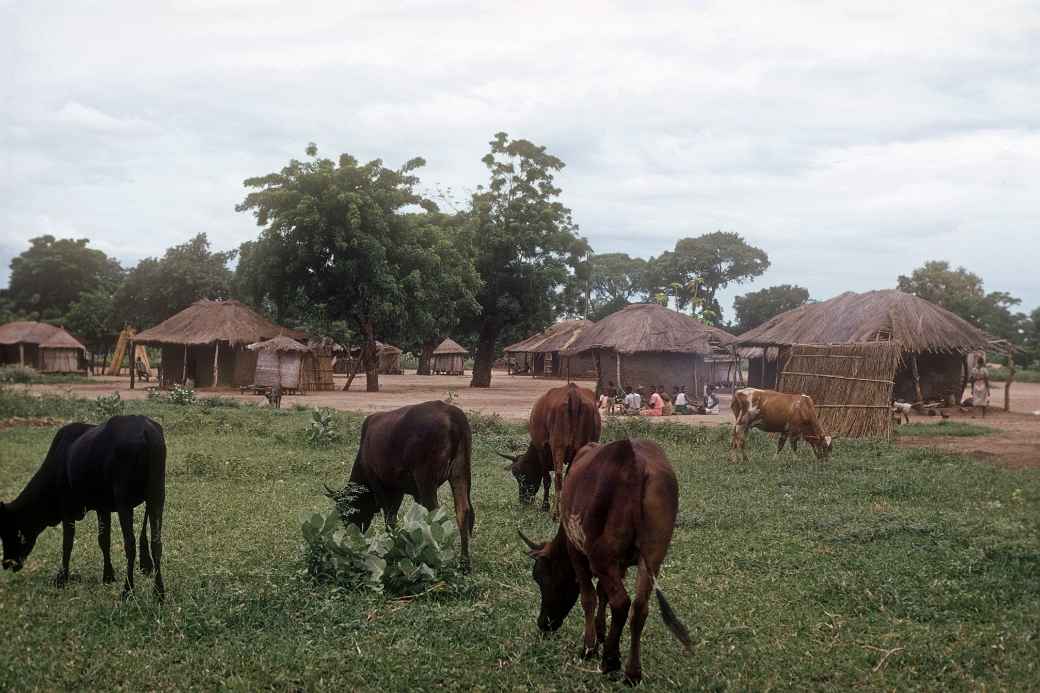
[0,392,1038,690]
[0,365,90,385]
[993,368,1040,384]
[894,422,995,438]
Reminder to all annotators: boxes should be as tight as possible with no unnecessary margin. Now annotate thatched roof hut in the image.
[564,303,734,396]
[735,289,992,406]
[247,336,309,390]
[332,341,404,375]
[431,338,467,375]
[504,320,596,378]
[0,321,87,373]
[135,299,303,388]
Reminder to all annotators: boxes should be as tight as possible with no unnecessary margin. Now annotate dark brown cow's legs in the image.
[599,568,631,675]
[54,521,75,587]
[117,508,136,599]
[625,565,655,684]
[98,512,115,583]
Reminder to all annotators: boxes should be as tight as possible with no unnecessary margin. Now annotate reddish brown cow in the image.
[730,387,833,463]
[519,439,692,685]
[498,383,601,517]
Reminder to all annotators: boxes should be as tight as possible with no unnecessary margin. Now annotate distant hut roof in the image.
[0,321,86,352]
[504,319,592,355]
[564,303,733,355]
[247,335,310,353]
[135,299,304,346]
[433,338,468,355]
[734,290,991,354]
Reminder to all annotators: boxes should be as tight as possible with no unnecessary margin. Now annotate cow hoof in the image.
[581,646,598,660]
[601,655,621,674]
[623,670,643,686]
[121,586,134,602]
[53,570,69,588]
[102,569,116,584]
[140,562,153,576]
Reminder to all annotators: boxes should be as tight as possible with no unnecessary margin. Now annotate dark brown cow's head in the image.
[497,444,542,505]
[519,530,578,632]
[0,503,36,573]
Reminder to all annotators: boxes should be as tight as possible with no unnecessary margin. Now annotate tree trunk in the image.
[342,349,362,391]
[1005,351,1015,412]
[417,338,436,375]
[362,322,379,393]
[469,319,498,388]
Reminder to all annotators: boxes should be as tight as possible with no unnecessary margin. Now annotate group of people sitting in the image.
[597,381,721,417]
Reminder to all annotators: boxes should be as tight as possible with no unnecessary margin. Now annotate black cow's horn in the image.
[517,529,540,551]
[495,451,519,463]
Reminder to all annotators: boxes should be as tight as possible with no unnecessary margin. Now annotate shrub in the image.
[169,385,197,406]
[0,365,38,384]
[301,504,460,596]
[305,408,340,447]
[92,391,124,421]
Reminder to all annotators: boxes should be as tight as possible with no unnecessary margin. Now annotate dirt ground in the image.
[24,373,1040,467]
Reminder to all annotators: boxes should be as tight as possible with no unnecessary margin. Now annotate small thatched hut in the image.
[431,338,467,375]
[332,342,403,375]
[247,336,310,391]
[503,320,597,379]
[734,290,992,403]
[134,299,303,388]
[0,321,87,373]
[563,304,734,396]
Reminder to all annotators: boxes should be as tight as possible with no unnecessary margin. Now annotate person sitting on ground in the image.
[606,380,623,414]
[660,385,674,416]
[674,386,689,414]
[643,386,664,417]
[623,385,641,414]
[703,383,720,414]
[970,356,991,418]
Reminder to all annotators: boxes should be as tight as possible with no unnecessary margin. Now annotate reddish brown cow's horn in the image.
[495,451,520,464]
[517,529,541,551]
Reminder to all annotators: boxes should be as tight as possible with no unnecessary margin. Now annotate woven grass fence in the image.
[777,342,902,439]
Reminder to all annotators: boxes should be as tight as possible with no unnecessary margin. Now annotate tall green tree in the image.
[896,261,1026,343]
[7,235,123,320]
[114,233,235,329]
[64,287,119,372]
[235,145,475,392]
[463,132,585,388]
[645,232,769,323]
[732,284,810,333]
[586,252,648,316]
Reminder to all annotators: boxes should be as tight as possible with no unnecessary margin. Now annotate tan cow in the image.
[730,387,832,462]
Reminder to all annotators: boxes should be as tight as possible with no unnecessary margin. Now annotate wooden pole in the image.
[129,340,135,390]
[182,344,188,385]
[692,356,699,402]
[19,343,24,366]
[615,351,622,388]
[1003,352,1013,411]
[911,353,924,403]
[213,341,221,389]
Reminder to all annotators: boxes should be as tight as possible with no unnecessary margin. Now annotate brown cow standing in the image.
[324,400,475,570]
[730,387,833,463]
[519,439,692,685]
[498,383,601,518]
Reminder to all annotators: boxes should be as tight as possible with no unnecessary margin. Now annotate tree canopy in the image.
[732,284,811,334]
[6,235,123,320]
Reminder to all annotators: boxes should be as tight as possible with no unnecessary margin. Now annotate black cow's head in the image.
[0,503,36,573]
[519,530,579,632]
[497,445,541,505]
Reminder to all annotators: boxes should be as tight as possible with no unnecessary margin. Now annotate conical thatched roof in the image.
[563,304,733,355]
[247,335,310,353]
[135,299,303,346]
[433,338,468,355]
[504,319,593,355]
[735,290,991,354]
[0,321,86,352]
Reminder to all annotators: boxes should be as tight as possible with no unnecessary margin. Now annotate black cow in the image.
[0,415,167,601]
[324,400,475,570]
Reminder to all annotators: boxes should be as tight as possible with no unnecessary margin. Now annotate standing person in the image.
[624,385,642,414]
[660,385,673,416]
[970,356,991,418]
[674,386,689,414]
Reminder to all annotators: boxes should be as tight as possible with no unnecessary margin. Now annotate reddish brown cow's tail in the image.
[655,588,693,653]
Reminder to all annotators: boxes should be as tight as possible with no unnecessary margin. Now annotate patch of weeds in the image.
[91,391,124,421]
[169,385,197,406]
[305,408,340,447]
[895,422,995,437]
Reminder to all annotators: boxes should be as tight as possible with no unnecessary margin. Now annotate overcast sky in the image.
[3,1,1038,320]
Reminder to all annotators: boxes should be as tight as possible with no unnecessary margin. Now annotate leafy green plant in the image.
[305,408,340,447]
[301,504,459,596]
[0,365,37,384]
[169,385,197,406]
[92,391,124,421]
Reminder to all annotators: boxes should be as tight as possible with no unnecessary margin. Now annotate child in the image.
[674,386,689,414]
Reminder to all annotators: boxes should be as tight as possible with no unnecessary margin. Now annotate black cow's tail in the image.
[655,588,693,653]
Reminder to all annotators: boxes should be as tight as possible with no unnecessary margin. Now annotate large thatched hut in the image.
[431,338,467,375]
[563,303,733,396]
[735,290,992,403]
[0,321,87,373]
[503,319,596,379]
[134,299,303,388]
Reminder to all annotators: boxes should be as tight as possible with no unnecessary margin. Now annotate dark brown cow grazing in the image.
[519,439,692,685]
[324,400,475,570]
[497,383,601,517]
[730,387,833,463]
